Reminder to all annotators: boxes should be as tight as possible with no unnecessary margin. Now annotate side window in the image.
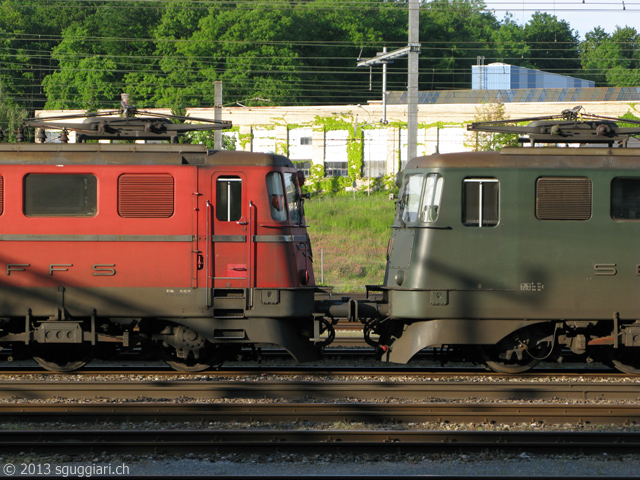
[118,174,174,218]
[463,178,499,227]
[611,177,640,220]
[24,174,97,217]
[399,173,424,223]
[216,177,242,222]
[536,177,591,221]
[266,172,286,221]
[420,173,443,223]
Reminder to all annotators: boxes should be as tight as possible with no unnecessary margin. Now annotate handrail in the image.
[248,201,255,308]
[206,200,212,309]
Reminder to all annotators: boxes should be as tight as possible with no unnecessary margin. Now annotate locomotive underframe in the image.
[363,289,640,365]
[0,286,329,363]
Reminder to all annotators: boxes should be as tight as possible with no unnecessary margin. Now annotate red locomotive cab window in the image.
[216,177,242,221]
[284,173,303,224]
[118,174,174,218]
[24,173,97,217]
[266,172,286,221]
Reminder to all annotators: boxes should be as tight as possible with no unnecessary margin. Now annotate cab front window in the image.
[398,173,424,223]
[266,172,287,221]
[420,173,444,223]
[284,173,303,224]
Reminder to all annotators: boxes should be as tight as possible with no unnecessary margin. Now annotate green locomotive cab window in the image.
[421,174,444,223]
[266,172,287,221]
[611,177,640,220]
[536,177,591,221]
[463,178,499,227]
[24,173,97,217]
[399,173,424,223]
[216,177,242,222]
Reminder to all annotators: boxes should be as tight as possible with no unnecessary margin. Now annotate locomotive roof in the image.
[0,144,294,167]
[407,147,640,170]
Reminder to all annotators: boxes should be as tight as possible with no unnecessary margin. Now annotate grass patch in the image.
[305,192,396,293]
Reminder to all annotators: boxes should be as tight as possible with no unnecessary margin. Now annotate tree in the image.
[421,0,499,90]
[523,12,580,74]
[0,0,96,111]
[466,101,519,151]
[492,14,532,67]
[0,81,28,142]
[579,27,611,85]
[41,2,161,109]
[579,26,640,86]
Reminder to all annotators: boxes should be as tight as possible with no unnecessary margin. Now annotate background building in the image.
[37,87,640,184]
[472,62,594,90]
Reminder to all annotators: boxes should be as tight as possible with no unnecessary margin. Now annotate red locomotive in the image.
[0,108,336,371]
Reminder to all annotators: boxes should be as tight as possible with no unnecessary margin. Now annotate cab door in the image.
[210,173,251,289]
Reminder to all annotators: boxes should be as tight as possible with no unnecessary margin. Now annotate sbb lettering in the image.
[593,264,640,276]
[594,263,617,276]
[6,263,116,276]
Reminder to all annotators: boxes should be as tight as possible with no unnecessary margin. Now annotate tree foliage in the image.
[579,26,640,86]
[0,0,637,113]
[0,81,28,142]
[466,101,519,151]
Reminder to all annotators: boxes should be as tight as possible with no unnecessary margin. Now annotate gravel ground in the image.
[2,451,640,477]
[2,356,640,477]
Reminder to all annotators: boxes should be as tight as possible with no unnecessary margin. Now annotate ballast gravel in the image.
[2,357,640,476]
[2,450,640,477]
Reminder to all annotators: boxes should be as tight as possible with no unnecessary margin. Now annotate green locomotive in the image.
[361,107,640,374]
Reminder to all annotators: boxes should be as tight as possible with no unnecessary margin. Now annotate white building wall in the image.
[288,127,313,160]
[363,129,388,177]
[252,128,276,154]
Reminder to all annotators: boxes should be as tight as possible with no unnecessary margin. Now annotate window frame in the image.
[420,173,444,223]
[23,173,98,218]
[216,176,242,222]
[462,177,499,228]
[611,176,640,221]
[266,172,287,222]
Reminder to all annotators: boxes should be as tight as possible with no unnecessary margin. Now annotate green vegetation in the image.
[305,192,396,292]
[465,101,520,151]
[1,0,639,114]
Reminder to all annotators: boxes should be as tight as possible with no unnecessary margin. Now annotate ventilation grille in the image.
[118,174,174,218]
[536,177,592,221]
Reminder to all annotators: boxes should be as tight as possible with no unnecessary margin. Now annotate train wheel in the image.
[477,328,553,374]
[32,345,93,372]
[477,345,541,374]
[609,348,640,375]
[159,324,228,372]
[162,343,226,372]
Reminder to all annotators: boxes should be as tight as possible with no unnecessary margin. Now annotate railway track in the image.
[3,402,640,425]
[1,378,639,401]
[0,365,620,376]
[4,429,640,455]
